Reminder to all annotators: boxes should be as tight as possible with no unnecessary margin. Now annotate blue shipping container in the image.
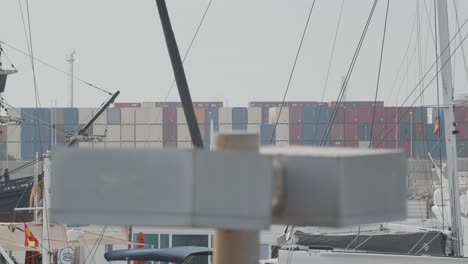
[428,140,446,159]
[413,141,429,159]
[261,124,276,145]
[399,123,411,141]
[21,108,50,125]
[232,107,248,124]
[412,108,427,123]
[64,108,79,125]
[359,123,370,141]
[21,124,50,142]
[303,140,329,146]
[21,141,49,160]
[303,106,330,124]
[427,123,445,140]
[107,108,121,125]
[232,123,247,130]
[303,123,328,141]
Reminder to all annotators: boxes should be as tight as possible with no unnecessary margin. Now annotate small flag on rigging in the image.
[434,116,440,135]
[24,224,39,248]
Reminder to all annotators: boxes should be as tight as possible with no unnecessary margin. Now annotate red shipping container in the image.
[384,107,398,123]
[163,141,177,148]
[289,107,303,124]
[384,124,398,141]
[381,140,397,149]
[457,123,468,140]
[0,125,6,142]
[345,106,373,124]
[344,124,359,141]
[333,107,345,124]
[331,124,345,141]
[455,107,468,123]
[289,124,303,145]
[114,102,141,108]
[163,107,177,123]
[262,107,269,124]
[162,124,177,141]
[414,124,428,140]
[398,107,412,123]
[370,124,386,141]
[344,140,358,147]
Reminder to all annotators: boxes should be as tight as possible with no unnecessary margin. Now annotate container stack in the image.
[20,108,50,160]
[6,109,21,160]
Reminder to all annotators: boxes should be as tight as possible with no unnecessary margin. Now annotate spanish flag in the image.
[434,116,440,135]
[24,224,39,248]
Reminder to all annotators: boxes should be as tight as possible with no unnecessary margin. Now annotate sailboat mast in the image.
[436,0,463,256]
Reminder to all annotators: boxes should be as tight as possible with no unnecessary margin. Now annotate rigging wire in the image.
[434,0,445,233]
[369,15,468,145]
[320,0,379,144]
[0,40,112,95]
[311,0,344,143]
[369,0,390,148]
[452,0,468,84]
[373,27,468,149]
[161,0,214,102]
[269,0,318,144]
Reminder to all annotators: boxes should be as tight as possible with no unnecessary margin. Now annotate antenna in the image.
[66,51,76,107]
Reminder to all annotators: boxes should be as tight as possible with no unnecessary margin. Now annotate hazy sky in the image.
[1,0,468,108]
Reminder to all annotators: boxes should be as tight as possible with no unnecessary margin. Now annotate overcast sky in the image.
[1,0,468,108]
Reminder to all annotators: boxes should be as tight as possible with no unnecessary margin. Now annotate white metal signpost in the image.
[47,133,407,264]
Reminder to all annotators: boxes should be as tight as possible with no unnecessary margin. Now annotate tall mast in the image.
[66,52,75,108]
[436,0,463,256]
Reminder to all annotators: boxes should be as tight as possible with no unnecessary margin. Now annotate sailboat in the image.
[268,1,468,263]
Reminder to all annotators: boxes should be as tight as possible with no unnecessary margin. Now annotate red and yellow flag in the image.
[24,224,39,248]
[434,116,440,135]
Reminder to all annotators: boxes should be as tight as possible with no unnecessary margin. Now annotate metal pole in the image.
[213,133,259,264]
[154,0,204,148]
[34,152,38,221]
[437,0,464,256]
[66,52,75,108]
[42,152,51,264]
[410,112,413,159]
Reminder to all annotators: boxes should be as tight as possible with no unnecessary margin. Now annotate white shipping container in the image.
[248,107,262,124]
[106,142,121,149]
[141,102,156,108]
[135,125,162,141]
[134,141,163,149]
[7,125,21,141]
[79,142,93,149]
[177,107,187,124]
[7,108,21,119]
[218,107,232,124]
[177,124,191,141]
[407,200,428,219]
[79,108,94,124]
[120,108,135,124]
[247,124,261,134]
[178,141,193,149]
[121,125,135,141]
[107,125,121,141]
[93,124,107,136]
[7,142,21,160]
[135,108,163,124]
[358,141,371,149]
[276,140,289,146]
[94,108,107,125]
[121,142,135,149]
[276,124,289,141]
[269,107,289,124]
[93,142,106,149]
[218,124,232,133]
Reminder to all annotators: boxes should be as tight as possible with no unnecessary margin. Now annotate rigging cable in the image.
[368,15,468,146]
[369,0,390,148]
[269,0,318,144]
[161,0,214,102]
[373,26,468,149]
[24,0,46,158]
[434,0,445,233]
[320,0,379,144]
[0,41,112,95]
[312,0,344,143]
